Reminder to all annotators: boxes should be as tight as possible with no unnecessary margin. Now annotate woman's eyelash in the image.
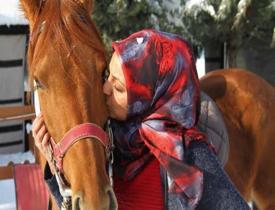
[102,70,110,81]
[114,83,124,92]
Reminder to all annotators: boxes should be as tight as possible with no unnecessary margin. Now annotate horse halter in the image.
[49,121,114,210]
[49,123,110,172]
[34,83,114,210]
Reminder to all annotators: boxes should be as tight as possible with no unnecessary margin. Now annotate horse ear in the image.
[20,0,40,29]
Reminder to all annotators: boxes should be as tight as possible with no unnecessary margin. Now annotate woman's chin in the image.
[109,111,119,120]
[110,112,127,121]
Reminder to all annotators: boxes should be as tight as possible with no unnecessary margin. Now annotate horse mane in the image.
[28,0,105,80]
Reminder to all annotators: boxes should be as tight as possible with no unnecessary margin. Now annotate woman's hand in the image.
[32,114,55,173]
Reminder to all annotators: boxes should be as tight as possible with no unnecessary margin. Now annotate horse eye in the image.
[34,79,43,91]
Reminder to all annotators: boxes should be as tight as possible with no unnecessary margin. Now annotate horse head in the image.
[20,0,117,209]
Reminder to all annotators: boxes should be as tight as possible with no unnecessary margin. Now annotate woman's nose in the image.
[103,81,112,96]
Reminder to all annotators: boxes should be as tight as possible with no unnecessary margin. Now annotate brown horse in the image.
[20,1,275,210]
[200,69,275,210]
[20,0,117,209]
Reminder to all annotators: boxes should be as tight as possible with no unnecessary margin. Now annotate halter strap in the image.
[34,82,113,206]
[49,123,109,171]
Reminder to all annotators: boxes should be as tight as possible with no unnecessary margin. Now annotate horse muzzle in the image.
[72,188,118,210]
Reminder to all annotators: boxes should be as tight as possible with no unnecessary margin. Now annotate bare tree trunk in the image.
[227,41,238,68]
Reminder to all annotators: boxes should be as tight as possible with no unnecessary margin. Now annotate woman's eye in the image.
[102,69,110,82]
[114,84,125,92]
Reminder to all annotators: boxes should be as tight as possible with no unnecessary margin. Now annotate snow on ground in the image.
[0,151,35,167]
[0,151,254,210]
[0,179,16,210]
[196,49,206,78]
[0,0,28,26]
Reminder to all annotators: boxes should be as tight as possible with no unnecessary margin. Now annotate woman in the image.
[33,29,250,210]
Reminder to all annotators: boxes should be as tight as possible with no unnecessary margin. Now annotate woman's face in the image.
[103,53,128,120]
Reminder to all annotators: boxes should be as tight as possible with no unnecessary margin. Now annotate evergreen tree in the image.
[93,0,155,53]
[93,0,185,53]
[93,0,275,66]
[180,0,275,67]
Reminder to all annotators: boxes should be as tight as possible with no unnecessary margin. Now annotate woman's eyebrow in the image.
[113,76,126,87]
[111,74,126,87]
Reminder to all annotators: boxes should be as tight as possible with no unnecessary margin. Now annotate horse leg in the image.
[48,195,59,210]
[47,198,52,210]
[252,134,275,210]
[223,119,256,201]
[252,202,259,210]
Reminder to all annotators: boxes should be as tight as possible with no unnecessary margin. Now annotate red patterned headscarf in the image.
[111,29,206,208]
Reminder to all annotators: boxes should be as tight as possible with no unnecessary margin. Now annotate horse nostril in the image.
[73,195,81,210]
[72,190,117,210]
[107,189,118,210]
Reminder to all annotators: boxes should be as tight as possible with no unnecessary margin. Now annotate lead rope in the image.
[107,119,115,187]
[46,119,115,210]
[47,145,72,210]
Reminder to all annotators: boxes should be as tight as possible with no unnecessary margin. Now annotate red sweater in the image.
[114,158,164,210]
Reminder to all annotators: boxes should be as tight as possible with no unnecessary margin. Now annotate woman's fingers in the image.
[42,132,52,161]
[32,115,54,167]
[32,114,44,137]
[32,115,50,152]
[36,124,47,144]
[41,132,50,147]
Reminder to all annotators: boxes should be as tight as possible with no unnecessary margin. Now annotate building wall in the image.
[0,32,27,154]
[236,35,275,85]
[204,36,275,86]
[204,41,224,72]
